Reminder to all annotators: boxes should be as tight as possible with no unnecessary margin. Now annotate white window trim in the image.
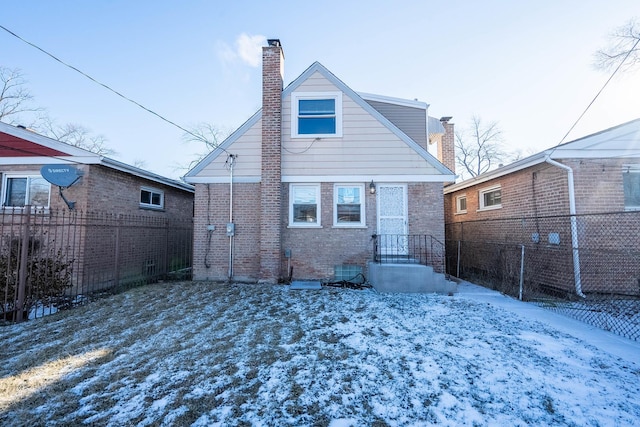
[455,194,467,214]
[1,173,51,210]
[333,183,366,228]
[140,186,164,210]
[288,183,322,228]
[291,92,343,139]
[478,185,502,211]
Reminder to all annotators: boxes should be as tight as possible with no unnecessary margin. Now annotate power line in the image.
[558,36,640,145]
[0,23,230,155]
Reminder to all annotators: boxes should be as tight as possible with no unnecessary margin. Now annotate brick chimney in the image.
[439,116,456,178]
[260,39,284,282]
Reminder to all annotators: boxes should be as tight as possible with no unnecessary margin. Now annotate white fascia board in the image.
[549,149,640,159]
[444,153,548,194]
[358,92,429,110]
[0,156,101,165]
[185,175,455,184]
[184,176,261,184]
[282,174,455,183]
[101,158,194,192]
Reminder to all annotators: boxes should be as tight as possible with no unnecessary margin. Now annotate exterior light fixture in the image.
[369,180,376,194]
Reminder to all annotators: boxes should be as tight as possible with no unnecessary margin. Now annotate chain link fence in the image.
[446,211,640,341]
[1,207,193,322]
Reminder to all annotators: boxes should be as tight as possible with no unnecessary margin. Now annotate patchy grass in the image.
[0,281,639,426]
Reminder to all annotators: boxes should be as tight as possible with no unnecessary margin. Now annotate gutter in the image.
[544,155,585,298]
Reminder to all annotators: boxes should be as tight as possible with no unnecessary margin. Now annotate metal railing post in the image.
[519,244,525,301]
[456,240,461,278]
[16,206,31,322]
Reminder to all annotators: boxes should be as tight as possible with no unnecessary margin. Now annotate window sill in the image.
[477,205,502,212]
[454,211,467,215]
[332,224,367,229]
[288,224,323,229]
[2,206,50,214]
[139,205,165,212]
[291,134,342,139]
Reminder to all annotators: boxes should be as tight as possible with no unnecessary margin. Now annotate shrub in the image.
[0,237,74,320]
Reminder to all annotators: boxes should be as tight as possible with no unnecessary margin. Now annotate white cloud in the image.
[236,33,266,67]
[217,33,267,68]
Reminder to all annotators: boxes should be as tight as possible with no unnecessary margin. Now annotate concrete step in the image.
[367,262,457,294]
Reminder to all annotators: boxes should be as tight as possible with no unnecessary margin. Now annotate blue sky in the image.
[2,0,639,179]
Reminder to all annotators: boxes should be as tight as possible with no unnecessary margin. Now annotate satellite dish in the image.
[40,165,83,210]
[40,165,82,188]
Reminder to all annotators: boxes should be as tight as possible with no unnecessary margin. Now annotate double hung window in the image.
[289,184,321,226]
[291,92,342,138]
[455,195,467,214]
[334,184,365,227]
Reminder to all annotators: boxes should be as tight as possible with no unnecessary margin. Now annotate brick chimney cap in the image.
[267,39,281,47]
[440,116,453,123]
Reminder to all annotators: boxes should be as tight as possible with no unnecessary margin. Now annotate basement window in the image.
[289,184,321,227]
[140,187,164,210]
[478,185,502,211]
[291,92,342,138]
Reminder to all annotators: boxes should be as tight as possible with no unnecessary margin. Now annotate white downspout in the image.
[544,155,585,298]
[228,155,236,280]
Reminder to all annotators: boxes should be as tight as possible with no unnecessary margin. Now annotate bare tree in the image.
[594,18,640,72]
[36,117,116,157]
[455,116,506,179]
[181,122,227,170]
[0,66,41,124]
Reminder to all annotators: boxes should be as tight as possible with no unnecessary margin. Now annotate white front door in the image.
[377,184,408,255]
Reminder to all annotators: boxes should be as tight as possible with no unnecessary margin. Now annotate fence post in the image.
[16,206,31,322]
[114,214,121,287]
[456,240,461,278]
[519,244,525,301]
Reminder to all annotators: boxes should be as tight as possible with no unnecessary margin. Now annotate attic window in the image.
[291,92,342,138]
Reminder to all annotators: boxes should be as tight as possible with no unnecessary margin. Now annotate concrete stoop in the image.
[367,261,457,294]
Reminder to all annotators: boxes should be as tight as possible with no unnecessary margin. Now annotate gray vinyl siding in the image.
[365,100,427,149]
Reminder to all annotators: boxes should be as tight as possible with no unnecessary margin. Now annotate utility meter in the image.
[226,222,235,236]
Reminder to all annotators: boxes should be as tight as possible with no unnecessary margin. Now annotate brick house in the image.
[184,40,456,283]
[0,121,194,292]
[444,119,640,296]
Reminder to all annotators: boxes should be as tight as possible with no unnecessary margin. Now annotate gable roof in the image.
[185,61,454,179]
[444,118,640,194]
[0,121,193,192]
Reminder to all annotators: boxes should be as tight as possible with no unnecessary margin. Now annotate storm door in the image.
[376,184,408,255]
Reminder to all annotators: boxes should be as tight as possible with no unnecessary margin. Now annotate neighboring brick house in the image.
[0,121,194,291]
[184,39,456,283]
[444,119,640,296]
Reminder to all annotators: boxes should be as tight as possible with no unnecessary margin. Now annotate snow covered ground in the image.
[1,280,639,426]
